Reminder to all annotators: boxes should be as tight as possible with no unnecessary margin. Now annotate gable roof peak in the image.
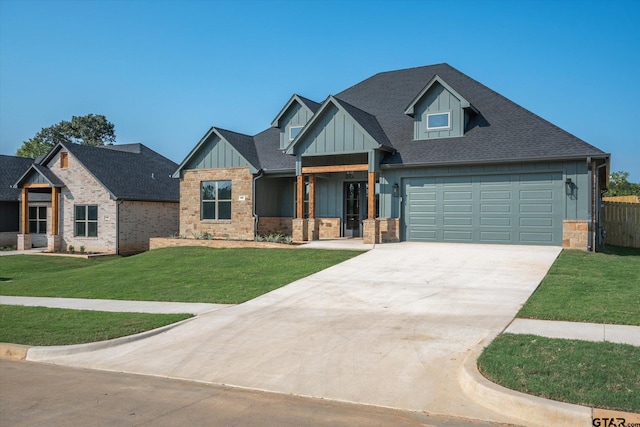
[270,93,321,128]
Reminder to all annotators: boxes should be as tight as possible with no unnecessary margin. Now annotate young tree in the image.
[15,114,116,158]
[608,171,640,197]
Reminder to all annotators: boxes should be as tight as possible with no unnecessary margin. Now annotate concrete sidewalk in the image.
[3,295,638,346]
[0,296,230,315]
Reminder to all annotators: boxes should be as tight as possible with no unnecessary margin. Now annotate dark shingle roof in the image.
[335,63,606,166]
[333,96,393,150]
[297,95,321,113]
[254,127,295,172]
[0,155,33,201]
[61,143,179,202]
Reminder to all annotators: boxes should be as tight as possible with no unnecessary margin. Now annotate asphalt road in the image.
[0,360,508,427]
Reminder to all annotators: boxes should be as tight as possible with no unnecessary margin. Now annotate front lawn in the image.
[518,246,640,326]
[478,334,640,413]
[480,245,640,413]
[0,246,363,303]
[0,305,191,346]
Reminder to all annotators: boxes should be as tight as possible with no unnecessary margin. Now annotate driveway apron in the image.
[30,242,561,423]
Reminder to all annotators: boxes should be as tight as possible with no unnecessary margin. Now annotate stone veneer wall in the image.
[149,238,297,250]
[118,200,179,254]
[257,217,293,236]
[379,218,400,243]
[316,218,341,239]
[562,220,589,250]
[180,167,255,241]
[0,232,17,247]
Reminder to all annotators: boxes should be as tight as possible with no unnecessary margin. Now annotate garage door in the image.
[402,172,563,245]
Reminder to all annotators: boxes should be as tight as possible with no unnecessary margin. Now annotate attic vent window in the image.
[426,112,451,130]
[289,126,303,141]
[60,152,68,169]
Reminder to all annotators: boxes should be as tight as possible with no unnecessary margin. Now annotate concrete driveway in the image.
[30,242,561,424]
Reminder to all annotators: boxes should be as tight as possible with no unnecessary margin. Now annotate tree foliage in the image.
[15,114,116,158]
[608,171,640,197]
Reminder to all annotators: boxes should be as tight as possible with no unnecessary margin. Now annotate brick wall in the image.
[180,167,255,240]
[118,200,179,254]
[48,149,118,253]
[562,220,589,250]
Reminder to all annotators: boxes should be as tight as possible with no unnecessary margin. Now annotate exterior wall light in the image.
[565,178,573,196]
[392,183,399,197]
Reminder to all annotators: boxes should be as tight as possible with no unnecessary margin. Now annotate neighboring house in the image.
[173,63,610,250]
[12,142,179,254]
[0,155,34,247]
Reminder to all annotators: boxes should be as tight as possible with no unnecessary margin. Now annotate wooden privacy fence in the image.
[602,202,640,248]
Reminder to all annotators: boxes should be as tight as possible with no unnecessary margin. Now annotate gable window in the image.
[426,112,451,130]
[289,126,303,141]
[60,152,68,169]
[75,205,98,237]
[28,206,47,234]
[202,181,232,220]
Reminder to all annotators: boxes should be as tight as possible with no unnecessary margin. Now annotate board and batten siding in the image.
[185,134,251,170]
[414,82,464,139]
[296,104,380,156]
[279,102,314,150]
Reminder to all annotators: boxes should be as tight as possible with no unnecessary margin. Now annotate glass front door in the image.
[344,182,367,238]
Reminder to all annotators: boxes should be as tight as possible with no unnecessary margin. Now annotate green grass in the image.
[478,334,640,413]
[518,246,640,326]
[0,247,362,303]
[0,305,191,346]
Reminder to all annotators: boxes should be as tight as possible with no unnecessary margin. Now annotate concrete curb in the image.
[459,342,593,427]
[23,316,197,361]
[0,343,30,360]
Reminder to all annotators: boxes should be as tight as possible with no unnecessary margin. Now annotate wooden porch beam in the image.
[296,174,304,219]
[368,172,376,219]
[23,183,51,189]
[308,174,316,219]
[51,187,59,235]
[21,188,28,234]
[301,164,368,174]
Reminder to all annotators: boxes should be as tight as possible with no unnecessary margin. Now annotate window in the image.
[293,181,309,218]
[75,205,98,237]
[202,181,232,220]
[60,152,68,169]
[28,206,47,234]
[426,112,451,130]
[289,126,303,141]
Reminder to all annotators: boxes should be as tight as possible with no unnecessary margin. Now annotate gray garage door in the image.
[402,172,563,245]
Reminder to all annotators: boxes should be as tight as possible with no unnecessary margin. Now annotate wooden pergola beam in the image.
[301,164,368,174]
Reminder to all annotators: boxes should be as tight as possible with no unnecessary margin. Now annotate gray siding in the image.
[185,134,251,170]
[297,104,380,156]
[279,102,314,150]
[256,177,295,217]
[414,82,463,139]
[25,172,47,185]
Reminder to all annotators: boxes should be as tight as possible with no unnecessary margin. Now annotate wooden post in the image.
[51,187,59,235]
[296,174,304,219]
[21,188,29,234]
[368,172,376,219]
[308,174,316,219]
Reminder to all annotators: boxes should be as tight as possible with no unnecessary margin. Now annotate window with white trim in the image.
[289,126,303,141]
[202,181,232,220]
[75,205,98,237]
[426,112,451,130]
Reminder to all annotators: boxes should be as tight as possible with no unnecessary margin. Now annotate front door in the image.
[344,182,367,238]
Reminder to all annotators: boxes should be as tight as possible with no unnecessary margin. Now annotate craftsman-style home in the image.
[173,63,609,250]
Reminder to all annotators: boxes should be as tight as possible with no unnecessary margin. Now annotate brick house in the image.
[173,64,610,250]
[12,142,179,254]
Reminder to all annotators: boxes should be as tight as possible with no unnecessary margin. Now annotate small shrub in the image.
[80,246,85,254]
[283,235,293,245]
[202,232,213,240]
[254,235,265,242]
[69,245,75,254]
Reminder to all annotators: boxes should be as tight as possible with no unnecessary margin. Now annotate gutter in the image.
[594,159,609,251]
[252,170,265,238]
[379,154,611,169]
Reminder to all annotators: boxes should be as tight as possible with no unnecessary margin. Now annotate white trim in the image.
[289,126,303,141]
[426,112,451,131]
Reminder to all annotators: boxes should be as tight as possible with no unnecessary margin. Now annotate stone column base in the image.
[17,234,32,251]
[307,219,319,241]
[563,220,589,250]
[363,219,380,244]
[292,219,308,242]
[47,234,61,252]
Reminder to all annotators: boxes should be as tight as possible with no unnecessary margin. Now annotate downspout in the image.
[587,157,593,251]
[252,170,264,239]
[595,159,609,252]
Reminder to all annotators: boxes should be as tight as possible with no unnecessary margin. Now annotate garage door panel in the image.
[403,172,562,246]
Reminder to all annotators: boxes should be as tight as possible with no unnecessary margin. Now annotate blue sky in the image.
[1,0,638,181]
